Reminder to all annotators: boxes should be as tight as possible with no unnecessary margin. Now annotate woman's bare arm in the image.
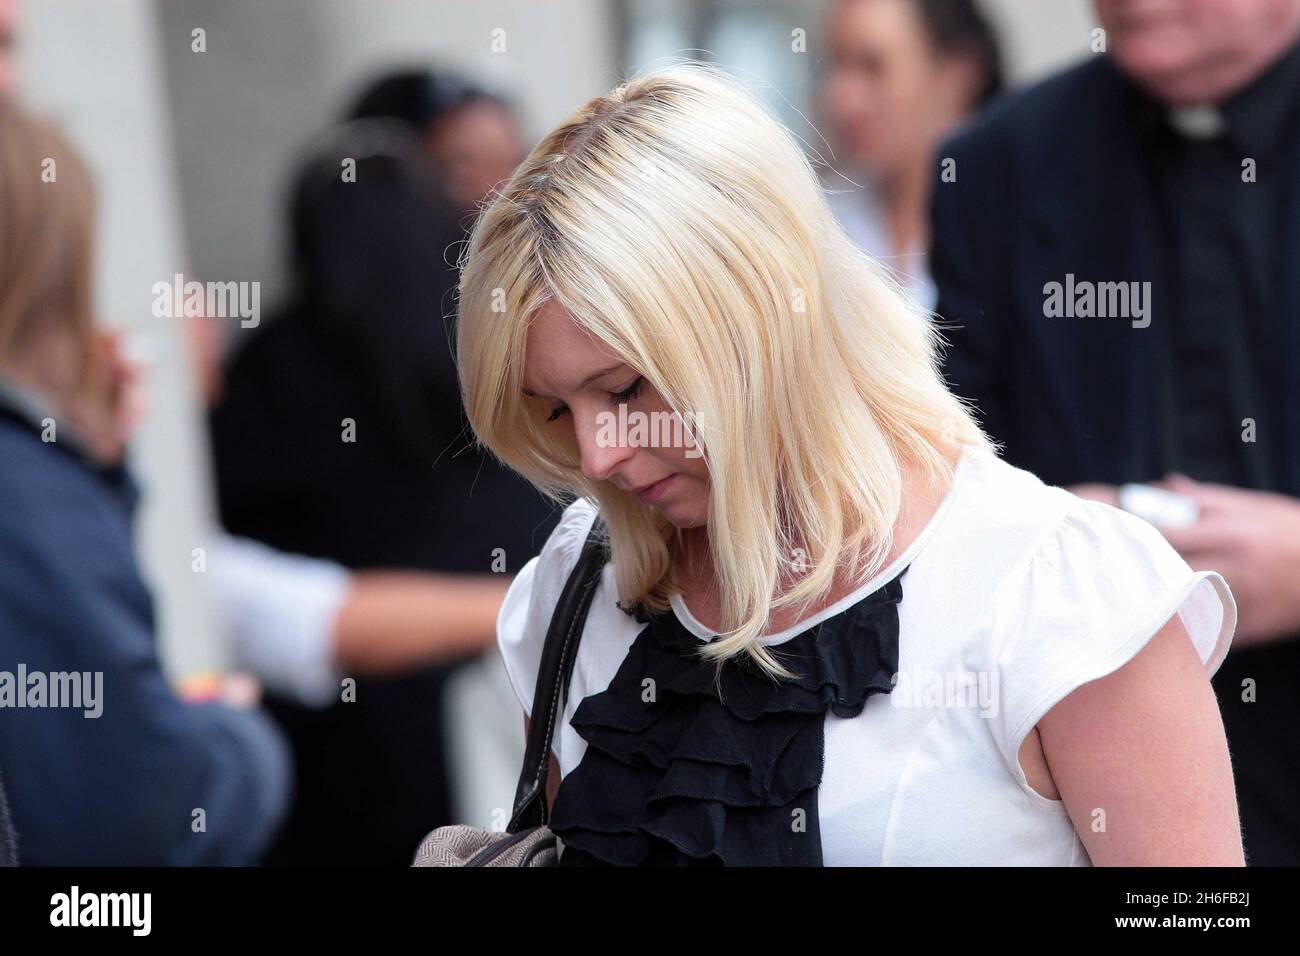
[332,572,509,673]
[1036,615,1244,865]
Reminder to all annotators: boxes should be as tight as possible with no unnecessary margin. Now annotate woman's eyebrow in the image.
[521,363,626,397]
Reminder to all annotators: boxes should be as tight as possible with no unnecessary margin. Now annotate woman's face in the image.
[424,101,526,215]
[522,301,711,528]
[821,0,976,182]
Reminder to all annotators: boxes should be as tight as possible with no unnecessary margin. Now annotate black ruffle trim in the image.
[550,569,905,866]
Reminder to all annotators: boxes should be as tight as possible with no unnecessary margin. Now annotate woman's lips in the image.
[633,474,677,503]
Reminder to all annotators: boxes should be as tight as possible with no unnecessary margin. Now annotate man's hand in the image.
[1154,474,1300,648]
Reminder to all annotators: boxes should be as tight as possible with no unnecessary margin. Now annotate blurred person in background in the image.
[348,68,527,224]
[0,100,290,865]
[932,0,1300,864]
[820,0,1003,310]
[0,0,14,860]
[343,69,547,830]
[188,312,512,712]
[1,0,514,864]
[210,73,557,864]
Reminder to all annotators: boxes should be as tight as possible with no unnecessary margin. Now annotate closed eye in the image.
[609,376,644,405]
[543,376,644,424]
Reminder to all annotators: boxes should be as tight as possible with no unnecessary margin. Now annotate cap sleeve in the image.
[985,496,1237,798]
[497,498,600,720]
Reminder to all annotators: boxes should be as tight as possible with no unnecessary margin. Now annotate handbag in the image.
[412,515,608,866]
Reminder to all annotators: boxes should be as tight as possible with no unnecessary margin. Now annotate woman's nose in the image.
[575,408,635,484]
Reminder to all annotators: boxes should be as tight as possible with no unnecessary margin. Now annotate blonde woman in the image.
[456,63,1243,866]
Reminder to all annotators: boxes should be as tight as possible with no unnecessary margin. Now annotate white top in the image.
[497,447,1236,865]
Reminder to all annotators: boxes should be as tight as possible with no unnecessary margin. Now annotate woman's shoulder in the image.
[496,497,601,718]
[953,453,1237,791]
[933,447,1080,577]
[946,447,1227,671]
[952,448,1167,567]
[958,450,1195,583]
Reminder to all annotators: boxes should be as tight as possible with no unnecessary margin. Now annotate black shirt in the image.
[1140,39,1300,489]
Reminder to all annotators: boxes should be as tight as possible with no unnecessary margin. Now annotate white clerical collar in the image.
[1166,103,1226,140]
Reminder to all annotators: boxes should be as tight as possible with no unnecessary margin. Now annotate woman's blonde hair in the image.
[457,62,989,677]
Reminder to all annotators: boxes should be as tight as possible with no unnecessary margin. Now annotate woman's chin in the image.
[654,499,707,529]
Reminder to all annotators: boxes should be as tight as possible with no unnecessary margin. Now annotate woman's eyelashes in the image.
[544,376,645,423]
[610,375,645,405]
